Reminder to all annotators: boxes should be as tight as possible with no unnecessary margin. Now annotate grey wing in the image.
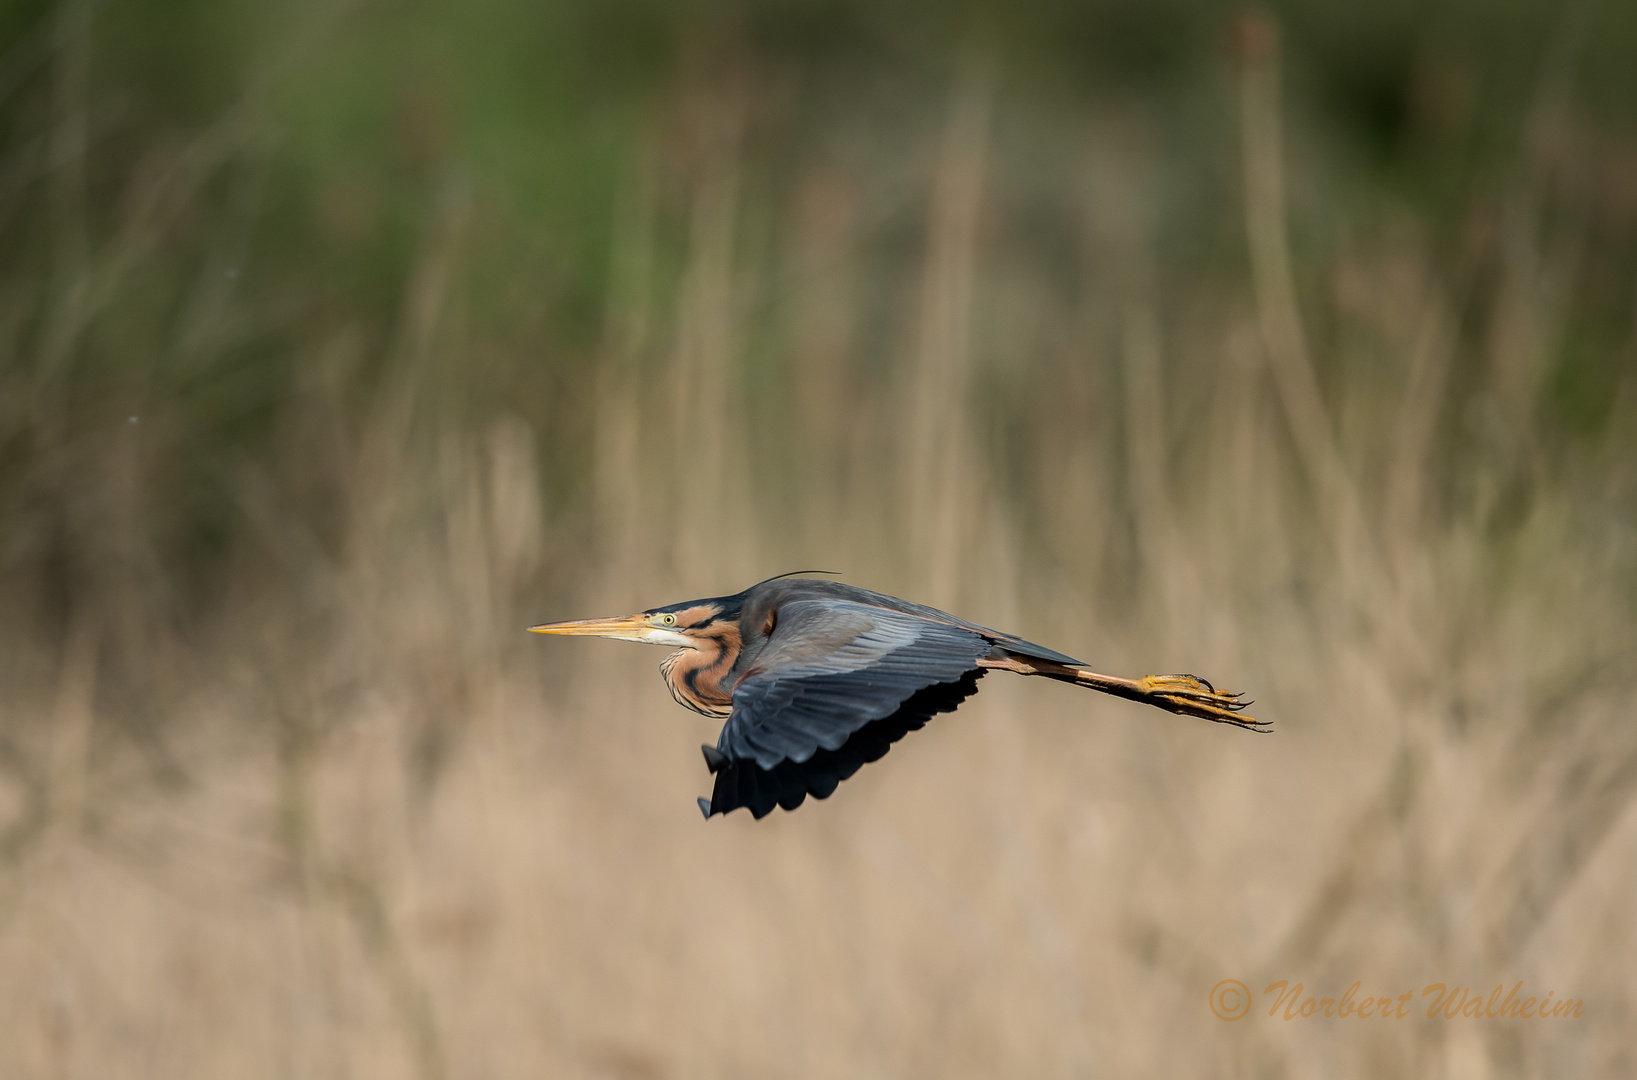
[716,599,992,770]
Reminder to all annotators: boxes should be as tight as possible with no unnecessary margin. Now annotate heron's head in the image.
[528,594,743,650]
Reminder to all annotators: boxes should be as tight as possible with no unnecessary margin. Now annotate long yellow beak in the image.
[527,613,652,640]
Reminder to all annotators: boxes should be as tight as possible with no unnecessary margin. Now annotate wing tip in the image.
[697,796,713,819]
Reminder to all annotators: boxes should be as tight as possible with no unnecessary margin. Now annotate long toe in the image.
[1140,674,1268,730]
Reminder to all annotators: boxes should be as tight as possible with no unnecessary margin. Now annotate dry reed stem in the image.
[905,64,992,611]
[669,82,751,587]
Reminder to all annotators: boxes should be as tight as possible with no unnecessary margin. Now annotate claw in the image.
[1137,672,1267,731]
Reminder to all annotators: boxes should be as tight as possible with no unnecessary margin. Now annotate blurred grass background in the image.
[2,0,1636,1075]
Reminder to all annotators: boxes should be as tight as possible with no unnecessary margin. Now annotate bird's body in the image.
[530,575,1263,819]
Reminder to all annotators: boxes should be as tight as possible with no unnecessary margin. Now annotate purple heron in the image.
[530,574,1263,819]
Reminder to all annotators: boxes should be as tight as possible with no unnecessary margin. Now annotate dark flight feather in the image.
[701,671,985,818]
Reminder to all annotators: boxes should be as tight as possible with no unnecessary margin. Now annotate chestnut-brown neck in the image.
[658,620,741,718]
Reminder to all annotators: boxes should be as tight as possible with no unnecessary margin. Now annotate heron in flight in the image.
[530,574,1263,819]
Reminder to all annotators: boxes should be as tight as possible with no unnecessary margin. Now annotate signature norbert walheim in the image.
[1209,978,1586,1022]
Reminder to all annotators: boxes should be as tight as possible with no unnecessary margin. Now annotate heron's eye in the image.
[659,613,676,626]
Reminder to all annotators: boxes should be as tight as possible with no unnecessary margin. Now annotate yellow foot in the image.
[1137,674,1268,731]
